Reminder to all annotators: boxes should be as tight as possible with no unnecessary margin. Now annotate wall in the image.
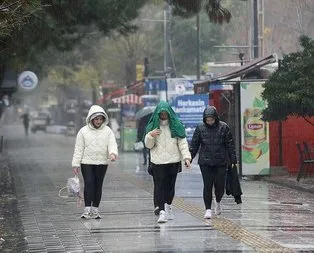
[269,116,314,173]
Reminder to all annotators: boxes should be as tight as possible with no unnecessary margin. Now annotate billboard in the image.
[240,82,270,175]
[170,94,208,142]
[167,78,195,104]
[144,79,166,92]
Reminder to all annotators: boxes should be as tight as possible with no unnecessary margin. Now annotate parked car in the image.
[30,112,50,133]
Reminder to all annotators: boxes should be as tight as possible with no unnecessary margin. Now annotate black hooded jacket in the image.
[189,106,237,166]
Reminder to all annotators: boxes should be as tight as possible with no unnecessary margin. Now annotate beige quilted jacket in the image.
[145,123,191,165]
[72,105,118,167]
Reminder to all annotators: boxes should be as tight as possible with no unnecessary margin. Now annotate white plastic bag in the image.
[67,175,80,197]
[133,141,144,151]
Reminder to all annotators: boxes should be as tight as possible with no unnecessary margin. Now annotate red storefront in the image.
[269,117,314,174]
[194,55,314,175]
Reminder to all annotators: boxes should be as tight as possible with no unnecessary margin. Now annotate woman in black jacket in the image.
[190,106,237,219]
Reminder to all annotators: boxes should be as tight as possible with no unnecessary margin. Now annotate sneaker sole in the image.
[81,216,91,219]
[157,219,167,223]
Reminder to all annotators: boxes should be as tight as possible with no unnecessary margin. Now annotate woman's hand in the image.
[109,153,117,161]
[72,167,80,174]
[149,128,161,137]
[184,159,191,169]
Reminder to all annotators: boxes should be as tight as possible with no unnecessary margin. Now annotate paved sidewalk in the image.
[263,175,314,194]
[1,124,314,252]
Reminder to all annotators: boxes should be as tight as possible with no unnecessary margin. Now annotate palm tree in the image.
[167,0,246,24]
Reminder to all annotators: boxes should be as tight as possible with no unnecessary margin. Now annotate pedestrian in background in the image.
[145,101,191,223]
[137,113,159,213]
[20,111,30,136]
[72,105,118,219]
[189,106,237,219]
[137,114,151,165]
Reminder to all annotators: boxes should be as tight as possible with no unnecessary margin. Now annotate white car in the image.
[30,112,50,133]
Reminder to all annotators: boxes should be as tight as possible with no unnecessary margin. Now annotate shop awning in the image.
[194,54,277,93]
[96,88,126,104]
[111,94,142,105]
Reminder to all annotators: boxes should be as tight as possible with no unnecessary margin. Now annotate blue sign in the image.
[170,94,208,142]
[209,81,233,91]
[144,79,166,92]
[143,98,158,107]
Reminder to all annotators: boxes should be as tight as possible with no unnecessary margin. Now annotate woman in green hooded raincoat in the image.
[144,101,191,223]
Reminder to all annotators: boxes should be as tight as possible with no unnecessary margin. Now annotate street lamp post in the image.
[196,12,201,80]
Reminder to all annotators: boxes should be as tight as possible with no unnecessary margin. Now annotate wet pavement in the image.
[0,123,314,252]
[263,175,314,194]
[0,156,28,252]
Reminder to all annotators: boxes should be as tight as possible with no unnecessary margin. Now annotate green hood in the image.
[145,100,186,138]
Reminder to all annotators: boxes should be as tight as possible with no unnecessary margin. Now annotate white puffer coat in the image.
[145,122,191,165]
[72,105,118,167]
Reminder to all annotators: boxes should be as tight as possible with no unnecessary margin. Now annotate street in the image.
[0,124,314,252]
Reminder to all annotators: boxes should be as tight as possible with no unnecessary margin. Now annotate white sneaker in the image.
[81,207,92,219]
[154,206,160,215]
[165,204,174,220]
[91,207,101,219]
[215,201,222,215]
[157,210,167,223]
[204,209,212,219]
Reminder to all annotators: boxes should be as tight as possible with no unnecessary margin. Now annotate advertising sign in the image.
[167,78,195,103]
[144,79,166,92]
[136,64,144,81]
[240,82,270,175]
[18,71,38,91]
[170,94,208,142]
[122,127,137,151]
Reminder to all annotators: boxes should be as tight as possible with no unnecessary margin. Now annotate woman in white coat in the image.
[72,105,118,219]
[145,101,191,223]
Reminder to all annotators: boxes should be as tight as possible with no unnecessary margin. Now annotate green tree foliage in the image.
[262,36,314,125]
[147,0,248,76]
[0,0,147,68]
[42,0,245,88]
[0,0,41,40]
[167,0,246,23]
[169,13,226,75]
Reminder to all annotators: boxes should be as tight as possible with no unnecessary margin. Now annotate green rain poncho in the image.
[145,100,186,138]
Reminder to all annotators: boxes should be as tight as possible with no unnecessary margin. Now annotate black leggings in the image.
[152,163,179,211]
[152,173,158,208]
[199,165,226,209]
[81,164,108,207]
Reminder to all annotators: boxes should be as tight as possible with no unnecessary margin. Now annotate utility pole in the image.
[253,0,259,58]
[251,0,264,58]
[196,12,201,80]
[163,3,168,77]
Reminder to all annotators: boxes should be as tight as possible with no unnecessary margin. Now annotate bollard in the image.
[0,136,3,153]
